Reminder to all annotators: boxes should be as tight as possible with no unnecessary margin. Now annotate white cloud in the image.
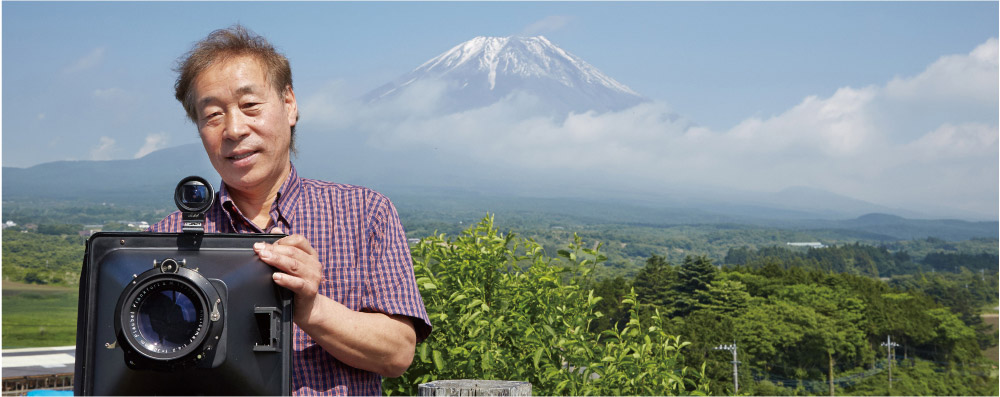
[93,87,128,100]
[903,123,998,161]
[90,136,116,161]
[884,38,998,107]
[518,16,574,37]
[63,47,107,74]
[302,37,999,218]
[724,86,880,157]
[134,133,169,158]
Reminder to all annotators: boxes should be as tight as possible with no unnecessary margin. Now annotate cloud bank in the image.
[135,133,169,159]
[300,38,999,219]
[90,136,117,161]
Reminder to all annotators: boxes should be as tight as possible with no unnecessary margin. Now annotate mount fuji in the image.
[363,36,649,114]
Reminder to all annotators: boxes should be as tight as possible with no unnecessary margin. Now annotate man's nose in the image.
[223,110,251,140]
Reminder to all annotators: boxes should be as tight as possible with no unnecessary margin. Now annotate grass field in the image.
[2,281,78,348]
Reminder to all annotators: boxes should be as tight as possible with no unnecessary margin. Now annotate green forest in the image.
[1,204,997,395]
[385,217,997,395]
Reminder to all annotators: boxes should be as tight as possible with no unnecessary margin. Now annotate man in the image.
[151,25,431,395]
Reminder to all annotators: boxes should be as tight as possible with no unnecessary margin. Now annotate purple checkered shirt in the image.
[150,164,431,396]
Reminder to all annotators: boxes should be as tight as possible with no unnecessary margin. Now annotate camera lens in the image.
[122,277,210,358]
[114,262,228,371]
[135,284,201,352]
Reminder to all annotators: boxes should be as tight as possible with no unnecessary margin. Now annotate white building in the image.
[787,242,826,249]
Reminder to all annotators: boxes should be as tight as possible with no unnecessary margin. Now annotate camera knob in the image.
[158,259,181,274]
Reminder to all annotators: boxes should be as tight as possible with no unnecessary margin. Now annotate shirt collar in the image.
[216,163,302,233]
[273,163,302,230]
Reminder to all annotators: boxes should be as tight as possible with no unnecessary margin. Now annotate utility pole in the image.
[714,342,739,395]
[881,335,899,391]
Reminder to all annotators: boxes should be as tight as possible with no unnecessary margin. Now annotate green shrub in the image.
[384,216,708,395]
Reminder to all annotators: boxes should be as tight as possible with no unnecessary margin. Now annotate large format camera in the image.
[74,176,292,395]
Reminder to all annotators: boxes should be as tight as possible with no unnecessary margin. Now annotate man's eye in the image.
[202,112,222,123]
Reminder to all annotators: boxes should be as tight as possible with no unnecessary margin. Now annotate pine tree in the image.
[672,255,717,316]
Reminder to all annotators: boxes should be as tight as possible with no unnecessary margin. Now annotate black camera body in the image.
[74,177,293,395]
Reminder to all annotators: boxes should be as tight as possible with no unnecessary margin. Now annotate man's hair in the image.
[174,24,298,152]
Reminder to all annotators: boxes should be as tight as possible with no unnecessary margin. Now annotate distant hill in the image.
[4,144,996,241]
[2,143,217,206]
[833,213,998,241]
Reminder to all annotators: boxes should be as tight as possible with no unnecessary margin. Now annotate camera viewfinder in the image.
[174,176,216,234]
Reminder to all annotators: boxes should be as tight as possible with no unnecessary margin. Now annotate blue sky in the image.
[2,2,998,219]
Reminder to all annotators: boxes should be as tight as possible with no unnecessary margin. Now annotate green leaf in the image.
[432,349,445,371]
[466,299,484,309]
[483,350,493,371]
[542,324,557,338]
[555,379,570,394]
[419,342,430,363]
[533,347,545,370]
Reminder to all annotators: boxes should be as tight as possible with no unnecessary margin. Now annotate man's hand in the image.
[254,231,323,325]
[253,230,417,377]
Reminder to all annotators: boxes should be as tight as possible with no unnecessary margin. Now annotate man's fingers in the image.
[254,233,322,300]
[274,234,318,256]
[255,243,308,273]
[272,272,313,295]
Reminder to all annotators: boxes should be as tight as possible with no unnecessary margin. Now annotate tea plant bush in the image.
[384,216,709,395]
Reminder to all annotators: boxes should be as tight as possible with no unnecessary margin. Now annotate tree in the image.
[632,254,676,308]
[672,255,717,316]
[695,278,754,315]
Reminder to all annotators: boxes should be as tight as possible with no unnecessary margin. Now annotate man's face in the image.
[192,56,297,197]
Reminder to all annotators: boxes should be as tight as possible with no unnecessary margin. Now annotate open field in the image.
[2,281,78,348]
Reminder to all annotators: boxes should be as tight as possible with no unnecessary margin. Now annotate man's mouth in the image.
[227,151,257,161]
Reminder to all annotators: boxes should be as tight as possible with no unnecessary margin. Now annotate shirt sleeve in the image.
[360,192,432,343]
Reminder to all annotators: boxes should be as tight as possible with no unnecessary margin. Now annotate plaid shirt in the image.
[150,164,431,396]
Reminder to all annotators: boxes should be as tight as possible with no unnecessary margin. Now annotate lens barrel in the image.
[114,259,226,370]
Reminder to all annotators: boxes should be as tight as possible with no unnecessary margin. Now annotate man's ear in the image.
[284,86,298,127]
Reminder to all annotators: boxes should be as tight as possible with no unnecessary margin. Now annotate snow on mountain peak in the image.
[365,35,648,114]
[417,36,638,94]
